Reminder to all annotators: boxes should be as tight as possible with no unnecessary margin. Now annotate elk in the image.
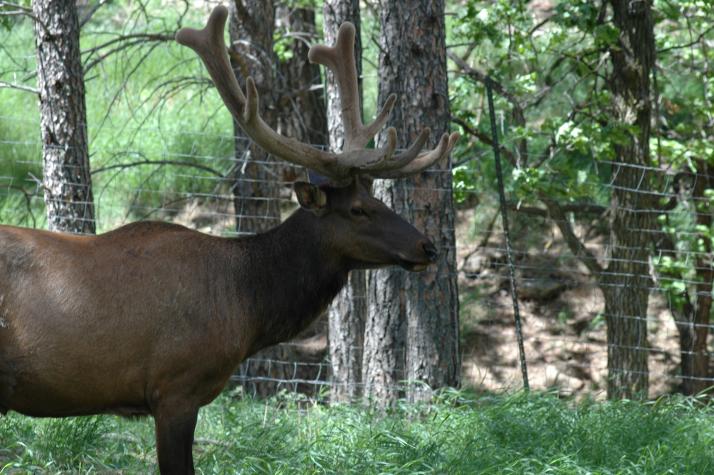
[0,5,457,474]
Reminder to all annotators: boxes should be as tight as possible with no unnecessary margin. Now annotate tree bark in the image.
[229,0,280,236]
[364,0,460,405]
[322,0,366,403]
[33,0,95,234]
[672,163,713,395]
[229,0,283,397]
[275,5,327,146]
[602,0,657,399]
[683,166,713,394]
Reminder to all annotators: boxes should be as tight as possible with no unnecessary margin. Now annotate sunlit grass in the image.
[1,391,713,474]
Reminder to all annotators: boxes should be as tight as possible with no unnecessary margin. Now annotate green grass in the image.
[1,391,713,474]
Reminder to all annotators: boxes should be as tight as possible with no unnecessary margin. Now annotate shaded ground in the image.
[456,207,682,399]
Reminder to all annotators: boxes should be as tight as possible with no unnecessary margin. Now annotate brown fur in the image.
[0,181,435,473]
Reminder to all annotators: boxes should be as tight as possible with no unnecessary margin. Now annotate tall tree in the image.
[597,0,657,398]
[33,0,95,234]
[229,0,280,236]
[229,0,281,396]
[519,0,657,399]
[275,3,327,147]
[450,0,660,399]
[364,0,460,404]
[322,0,366,403]
[658,167,714,395]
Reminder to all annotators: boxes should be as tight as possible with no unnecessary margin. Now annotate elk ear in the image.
[294,181,327,215]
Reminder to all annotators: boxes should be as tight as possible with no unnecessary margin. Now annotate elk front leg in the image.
[153,402,199,474]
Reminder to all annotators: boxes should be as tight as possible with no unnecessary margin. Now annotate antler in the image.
[176,5,458,182]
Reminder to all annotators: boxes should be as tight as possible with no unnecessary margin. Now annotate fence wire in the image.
[0,0,706,434]
[0,99,712,401]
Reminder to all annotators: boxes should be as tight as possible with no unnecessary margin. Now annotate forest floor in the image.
[454,207,683,399]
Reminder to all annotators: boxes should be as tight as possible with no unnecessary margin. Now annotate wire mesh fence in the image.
[1,105,711,402]
[2,0,713,401]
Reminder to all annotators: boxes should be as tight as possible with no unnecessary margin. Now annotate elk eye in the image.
[350,207,367,217]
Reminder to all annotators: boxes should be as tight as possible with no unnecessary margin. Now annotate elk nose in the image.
[422,241,438,262]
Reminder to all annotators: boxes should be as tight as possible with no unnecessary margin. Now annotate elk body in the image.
[0,6,457,474]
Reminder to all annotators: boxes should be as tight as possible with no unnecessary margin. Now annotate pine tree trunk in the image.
[603,0,656,399]
[229,0,280,236]
[229,0,283,397]
[275,6,327,147]
[33,0,95,234]
[364,0,460,405]
[322,0,366,403]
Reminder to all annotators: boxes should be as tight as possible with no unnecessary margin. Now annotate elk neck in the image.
[229,209,350,356]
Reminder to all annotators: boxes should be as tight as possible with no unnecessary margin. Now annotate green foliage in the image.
[452,164,478,204]
[0,4,236,231]
[1,392,713,473]
[450,0,619,212]
[450,0,714,330]
[450,0,714,199]
[0,0,30,31]
[273,27,294,62]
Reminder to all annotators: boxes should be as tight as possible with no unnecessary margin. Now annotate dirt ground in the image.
[455,208,683,399]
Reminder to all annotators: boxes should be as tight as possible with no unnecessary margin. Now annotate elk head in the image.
[293,179,437,271]
[176,5,457,270]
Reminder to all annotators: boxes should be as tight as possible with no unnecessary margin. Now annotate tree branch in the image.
[449,51,529,163]
[508,201,607,217]
[452,117,517,167]
[93,159,223,177]
[448,51,522,112]
[0,80,38,94]
[79,0,112,28]
[0,1,29,10]
[658,23,714,54]
[82,33,174,71]
[7,184,38,228]
[541,198,604,275]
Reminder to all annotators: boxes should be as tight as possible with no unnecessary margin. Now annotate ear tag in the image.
[316,190,327,208]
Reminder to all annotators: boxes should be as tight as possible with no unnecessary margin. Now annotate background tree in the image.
[33,0,95,234]
[364,0,460,404]
[322,0,366,403]
[275,3,327,147]
[649,1,714,395]
[229,0,282,396]
[657,167,714,395]
[596,0,657,399]
[229,0,280,236]
[449,0,706,398]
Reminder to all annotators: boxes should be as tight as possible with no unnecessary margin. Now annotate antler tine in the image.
[360,128,430,172]
[177,7,456,183]
[370,132,460,179]
[177,6,400,183]
[175,6,247,120]
[308,22,397,152]
[309,21,458,179]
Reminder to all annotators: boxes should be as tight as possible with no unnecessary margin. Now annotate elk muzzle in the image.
[397,238,438,272]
